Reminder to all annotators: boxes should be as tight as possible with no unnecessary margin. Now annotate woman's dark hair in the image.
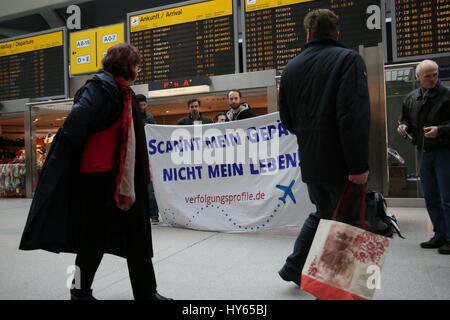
[214,112,227,122]
[135,94,147,102]
[102,43,142,81]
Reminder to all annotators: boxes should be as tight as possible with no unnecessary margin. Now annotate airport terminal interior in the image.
[0,0,449,301]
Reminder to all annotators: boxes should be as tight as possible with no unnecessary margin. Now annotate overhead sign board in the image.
[70,23,124,75]
[128,0,237,84]
[391,0,450,61]
[0,28,67,101]
[243,0,383,72]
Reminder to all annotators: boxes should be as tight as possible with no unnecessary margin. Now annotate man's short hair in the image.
[135,94,147,103]
[304,9,339,40]
[228,89,242,98]
[415,59,439,77]
[187,98,201,107]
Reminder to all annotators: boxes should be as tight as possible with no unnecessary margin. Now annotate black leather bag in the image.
[333,183,405,239]
[365,191,404,239]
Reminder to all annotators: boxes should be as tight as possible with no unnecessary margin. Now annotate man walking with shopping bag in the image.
[278,9,371,287]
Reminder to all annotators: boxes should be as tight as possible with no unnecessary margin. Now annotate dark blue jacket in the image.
[279,39,370,185]
[19,70,153,259]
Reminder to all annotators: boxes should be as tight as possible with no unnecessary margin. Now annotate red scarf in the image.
[113,76,136,211]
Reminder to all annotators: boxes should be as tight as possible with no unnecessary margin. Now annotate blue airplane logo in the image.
[276,180,297,204]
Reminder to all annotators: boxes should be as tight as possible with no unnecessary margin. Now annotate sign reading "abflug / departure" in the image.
[0,29,66,101]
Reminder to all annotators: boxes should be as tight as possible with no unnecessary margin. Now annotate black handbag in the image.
[333,183,405,239]
[365,191,405,239]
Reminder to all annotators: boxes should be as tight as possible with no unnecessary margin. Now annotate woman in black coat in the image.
[19,43,171,300]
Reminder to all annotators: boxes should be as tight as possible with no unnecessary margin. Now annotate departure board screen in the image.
[128,0,236,84]
[244,0,382,72]
[0,29,66,102]
[392,0,450,61]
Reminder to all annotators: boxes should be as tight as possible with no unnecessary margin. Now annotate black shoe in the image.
[151,217,160,225]
[438,241,450,255]
[151,292,173,300]
[70,289,97,300]
[278,265,301,286]
[420,237,446,249]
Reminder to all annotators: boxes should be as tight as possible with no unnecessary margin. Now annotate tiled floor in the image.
[0,199,448,300]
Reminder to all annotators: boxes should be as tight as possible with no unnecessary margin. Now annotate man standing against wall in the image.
[226,90,256,121]
[177,98,213,125]
[398,60,450,255]
[136,94,156,125]
[278,9,371,285]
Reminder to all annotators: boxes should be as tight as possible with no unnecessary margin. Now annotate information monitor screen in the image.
[0,29,67,102]
[244,0,382,72]
[392,0,450,62]
[128,0,237,84]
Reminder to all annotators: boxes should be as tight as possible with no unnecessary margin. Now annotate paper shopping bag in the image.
[301,219,389,300]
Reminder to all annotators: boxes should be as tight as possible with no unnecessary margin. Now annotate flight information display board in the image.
[128,0,236,84]
[392,0,450,61]
[0,29,66,102]
[244,0,382,72]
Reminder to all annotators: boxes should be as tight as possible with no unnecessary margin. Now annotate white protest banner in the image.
[145,112,314,232]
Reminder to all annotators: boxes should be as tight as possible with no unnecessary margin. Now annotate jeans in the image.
[284,182,362,274]
[419,147,450,241]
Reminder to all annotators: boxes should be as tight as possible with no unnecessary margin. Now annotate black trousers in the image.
[73,171,157,299]
[284,182,361,274]
[147,181,159,219]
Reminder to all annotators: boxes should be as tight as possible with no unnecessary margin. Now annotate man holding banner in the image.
[277,9,371,287]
